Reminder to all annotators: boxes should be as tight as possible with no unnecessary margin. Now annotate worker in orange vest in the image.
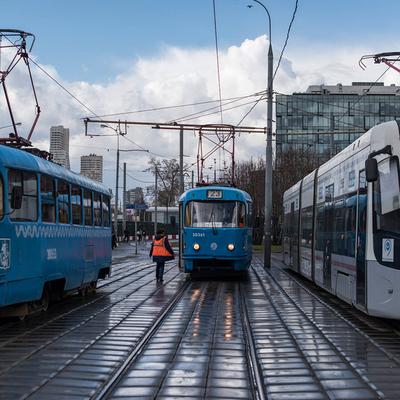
[149,229,175,282]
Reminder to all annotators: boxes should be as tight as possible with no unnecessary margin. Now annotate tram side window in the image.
[102,195,110,227]
[71,185,82,225]
[238,202,246,227]
[9,169,37,221]
[374,157,400,235]
[247,202,253,226]
[333,200,345,255]
[94,192,102,226]
[58,180,70,224]
[300,206,313,248]
[83,190,93,226]
[40,175,56,223]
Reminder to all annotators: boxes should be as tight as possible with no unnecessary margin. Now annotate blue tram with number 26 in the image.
[179,186,252,274]
[0,145,112,318]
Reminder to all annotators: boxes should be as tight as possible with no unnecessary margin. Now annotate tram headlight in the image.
[227,243,235,251]
[193,243,200,251]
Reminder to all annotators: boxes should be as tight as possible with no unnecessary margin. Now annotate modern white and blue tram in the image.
[0,145,112,318]
[283,120,400,319]
[179,185,253,274]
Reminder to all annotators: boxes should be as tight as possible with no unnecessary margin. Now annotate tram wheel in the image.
[40,287,50,312]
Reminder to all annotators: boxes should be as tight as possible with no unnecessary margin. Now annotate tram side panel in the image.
[1,168,111,309]
[282,181,301,272]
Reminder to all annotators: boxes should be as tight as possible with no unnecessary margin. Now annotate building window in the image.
[41,175,56,223]
[8,169,37,221]
[58,180,70,224]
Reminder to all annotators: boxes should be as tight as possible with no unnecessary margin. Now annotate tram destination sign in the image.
[207,190,222,199]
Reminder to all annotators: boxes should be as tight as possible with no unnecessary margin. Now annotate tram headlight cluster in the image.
[227,243,235,251]
[193,243,200,251]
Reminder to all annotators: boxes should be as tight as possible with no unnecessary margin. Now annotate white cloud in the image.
[1,36,399,190]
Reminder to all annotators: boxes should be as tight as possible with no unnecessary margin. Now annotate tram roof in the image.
[0,145,110,195]
[179,185,252,202]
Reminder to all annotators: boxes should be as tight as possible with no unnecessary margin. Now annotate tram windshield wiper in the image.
[209,207,217,235]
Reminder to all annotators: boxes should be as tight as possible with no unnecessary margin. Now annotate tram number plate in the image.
[193,232,205,237]
[207,190,222,199]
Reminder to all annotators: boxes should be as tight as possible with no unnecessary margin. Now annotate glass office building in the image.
[276,82,400,163]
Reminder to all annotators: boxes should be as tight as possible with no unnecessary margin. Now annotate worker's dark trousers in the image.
[156,261,165,282]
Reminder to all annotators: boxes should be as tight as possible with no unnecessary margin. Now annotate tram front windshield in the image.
[185,201,245,228]
[375,157,400,235]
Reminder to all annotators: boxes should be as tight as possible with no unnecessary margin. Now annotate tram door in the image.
[323,184,334,290]
[178,204,183,271]
[356,171,367,308]
[292,201,300,272]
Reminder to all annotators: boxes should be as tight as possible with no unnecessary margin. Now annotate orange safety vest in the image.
[152,237,172,257]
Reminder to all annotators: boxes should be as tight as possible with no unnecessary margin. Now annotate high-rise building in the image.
[80,154,103,182]
[276,82,400,163]
[49,125,70,169]
[126,187,144,205]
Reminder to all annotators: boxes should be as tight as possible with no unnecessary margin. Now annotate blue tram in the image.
[0,145,111,318]
[179,186,253,274]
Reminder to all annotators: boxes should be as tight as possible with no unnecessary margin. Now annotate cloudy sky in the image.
[2,0,400,191]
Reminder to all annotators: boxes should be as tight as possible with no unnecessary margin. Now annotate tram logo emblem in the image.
[382,238,394,262]
[210,242,218,250]
[0,239,10,270]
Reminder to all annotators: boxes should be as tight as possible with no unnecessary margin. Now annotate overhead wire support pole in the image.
[123,162,127,235]
[252,0,273,269]
[179,125,184,195]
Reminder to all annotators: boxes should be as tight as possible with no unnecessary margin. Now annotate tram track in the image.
[95,280,202,399]
[95,279,256,399]
[269,254,400,367]
[251,257,400,399]
[0,267,185,396]
[0,259,161,348]
[239,282,267,400]
[0,264,183,389]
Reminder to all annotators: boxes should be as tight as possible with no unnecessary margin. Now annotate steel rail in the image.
[22,270,186,400]
[239,282,267,400]
[252,264,385,399]
[0,260,160,350]
[91,279,191,400]
[0,264,179,377]
[268,255,400,367]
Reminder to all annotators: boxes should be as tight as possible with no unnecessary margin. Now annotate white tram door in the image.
[289,201,300,272]
[323,184,334,291]
[355,170,367,309]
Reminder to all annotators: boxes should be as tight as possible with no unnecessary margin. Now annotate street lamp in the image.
[251,0,273,269]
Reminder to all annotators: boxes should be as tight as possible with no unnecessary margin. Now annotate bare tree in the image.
[235,147,319,244]
[146,158,181,207]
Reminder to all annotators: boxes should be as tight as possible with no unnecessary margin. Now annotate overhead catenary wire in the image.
[171,91,266,124]
[92,92,264,119]
[336,56,400,124]
[237,0,299,125]
[273,0,299,81]
[212,0,224,125]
